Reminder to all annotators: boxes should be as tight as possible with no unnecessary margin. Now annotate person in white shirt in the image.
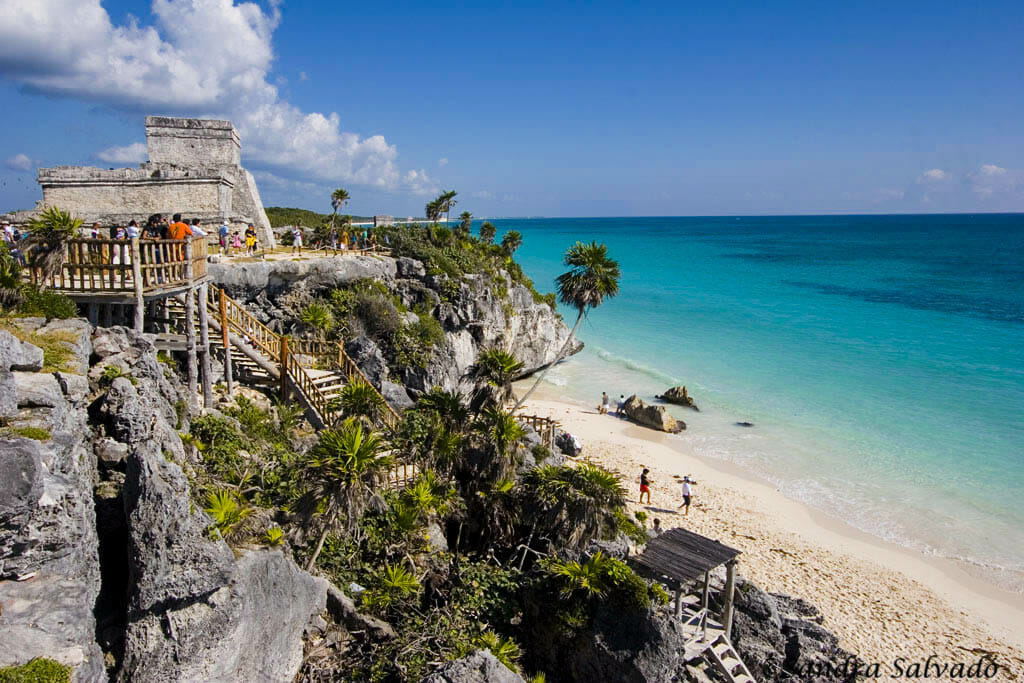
[678,475,696,515]
[291,226,303,256]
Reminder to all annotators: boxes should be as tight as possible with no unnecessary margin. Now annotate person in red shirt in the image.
[167,213,193,240]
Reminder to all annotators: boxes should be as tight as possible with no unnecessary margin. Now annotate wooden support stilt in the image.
[198,282,213,409]
[184,239,198,410]
[102,303,113,328]
[87,303,98,326]
[723,559,737,640]
[674,587,684,619]
[279,336,290,400]
[220,290,233,396]
[131,238,144,333]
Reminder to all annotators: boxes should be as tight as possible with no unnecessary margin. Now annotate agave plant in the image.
[0,242,23,308]
[415,387,469,432]
[474,631,521,672]
[24,206,82,288]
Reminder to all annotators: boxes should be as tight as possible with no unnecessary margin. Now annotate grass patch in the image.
[0,657,71,683]
[0,324,78,374]
[0,425,52,441]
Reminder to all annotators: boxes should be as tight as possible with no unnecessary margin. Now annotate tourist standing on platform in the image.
[291,226,303,256]
[168,213,192,240]
[190,218,206,237]
[218,221,230,255]
[244,224,257,255]
[231,231,243,254]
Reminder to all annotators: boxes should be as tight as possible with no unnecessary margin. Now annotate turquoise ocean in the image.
[491,215,1024,591]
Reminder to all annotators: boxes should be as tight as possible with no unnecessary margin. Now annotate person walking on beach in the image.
[599,391,610,414]
[678,475,696,515]
[639,468,651,504]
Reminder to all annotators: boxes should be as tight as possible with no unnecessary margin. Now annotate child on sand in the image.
[599,392,609,414]
[639,468,651,504]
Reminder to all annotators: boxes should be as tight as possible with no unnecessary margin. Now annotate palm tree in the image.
[425,198,442,223]
[500,230,522,256]
[300,302,334,338]
[24,206,82,287]
[513,241,620,410]
[465,348,524,413]
[415,387,469,432]
[335,378,386,425]
[522,463,626,549]
[458,210,473,238]
[472,406,525,482]
[439,190,458,224]
[479,221,497,244]
[330,189,350,231]
[298,417,392,569]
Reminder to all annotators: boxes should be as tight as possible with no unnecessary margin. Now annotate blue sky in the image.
[1,0,1023,217]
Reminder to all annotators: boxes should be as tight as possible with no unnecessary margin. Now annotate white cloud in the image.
[438,157,448,166]
[4,153,33,171]
[0,0,427,193]
[402,169,437,196]
[472,190,494,200]
[97,142,147,164]
[918,168,951,183]
[298,71,308,81]
[968,164,1023,200]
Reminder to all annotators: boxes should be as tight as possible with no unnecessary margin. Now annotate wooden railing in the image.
[26,236,208,293]
[206,285,400,431]
[518,414,559,449]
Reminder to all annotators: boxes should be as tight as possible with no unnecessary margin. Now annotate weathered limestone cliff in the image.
[0,323,328,682]
[208,254,582,398]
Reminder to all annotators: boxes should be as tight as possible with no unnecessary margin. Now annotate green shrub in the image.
[203,489,251,540]
[0,657,71,683]
[0,325,77,374]
[99,364,136,387]
[17,287,77,320]
[263,526,285,546]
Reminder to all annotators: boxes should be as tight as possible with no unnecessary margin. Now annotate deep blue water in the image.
[493,214,1024,589]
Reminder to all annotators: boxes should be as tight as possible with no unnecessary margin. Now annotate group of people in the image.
[1,219,26,264]
[81,214,262,258]
[598,391,628,417]
[639,468,697,515]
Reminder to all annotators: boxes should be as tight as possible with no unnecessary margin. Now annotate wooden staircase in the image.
[706,633,756,683]
[165,285,400,431]
[678,604,757,683]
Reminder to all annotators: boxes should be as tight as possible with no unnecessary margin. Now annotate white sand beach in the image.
[518,389,1024,677]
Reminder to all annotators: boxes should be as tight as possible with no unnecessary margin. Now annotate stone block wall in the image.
[43,175,228,218]
[146,116,241,167]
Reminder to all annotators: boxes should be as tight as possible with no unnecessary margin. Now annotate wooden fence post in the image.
[723,560,737,640]
[131,238,144,332]
[198,282,213,409]
[184,239,198,411]
[220,289,233,396]
[279,336,290,400]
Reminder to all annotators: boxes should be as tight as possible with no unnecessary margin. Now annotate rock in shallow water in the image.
[622,394,685,433]
[656,385,699,411]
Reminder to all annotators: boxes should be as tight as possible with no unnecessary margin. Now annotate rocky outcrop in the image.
[656,386,699,411]
[209,255,580,396]
[728,579,857,682]
[0,323,106,681]
[422,650,526,683]
[622,395,684,433]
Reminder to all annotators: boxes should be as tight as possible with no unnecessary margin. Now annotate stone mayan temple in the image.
[30,116,275,247]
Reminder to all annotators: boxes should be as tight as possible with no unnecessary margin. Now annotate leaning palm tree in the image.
[500,230,522,256]
[24,206,82,288]
[465,348,524,413]
[425,198,442,223]
[438,190,458,224]
[472,406,525,481]
[479,221,497,244]
[298,417,392,569]
[330,189,350,231]
[513,241,620,410]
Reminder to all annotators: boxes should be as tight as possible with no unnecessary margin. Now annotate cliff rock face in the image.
[422,650,526,683]
[209,255,581,396]
[0,320,106,681]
